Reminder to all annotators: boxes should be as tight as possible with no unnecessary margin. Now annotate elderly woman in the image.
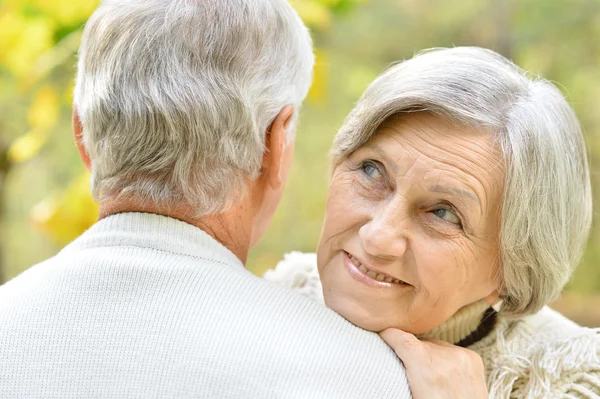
[266,47,600,398]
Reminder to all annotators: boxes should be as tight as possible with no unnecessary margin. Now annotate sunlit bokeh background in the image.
[1,0,598,326]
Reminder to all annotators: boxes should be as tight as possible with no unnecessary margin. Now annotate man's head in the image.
[73,0,313,243]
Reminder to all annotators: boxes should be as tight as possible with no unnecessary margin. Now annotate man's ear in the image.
[262,105,294,189]
[73,106,91,171]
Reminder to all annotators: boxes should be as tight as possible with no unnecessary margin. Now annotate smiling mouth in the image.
[345,251,409,286]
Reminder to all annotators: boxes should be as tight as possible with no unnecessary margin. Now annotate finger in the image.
[379,328,429,367]
[419,337,455,347]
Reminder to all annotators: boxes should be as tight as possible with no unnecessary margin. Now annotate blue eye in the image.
[433,208,461,225]
[361,161,383,181]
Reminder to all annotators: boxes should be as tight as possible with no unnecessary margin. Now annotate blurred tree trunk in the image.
[0,146,10,285]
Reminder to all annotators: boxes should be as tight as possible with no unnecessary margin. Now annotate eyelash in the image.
[360,160,384,181]
[431,203,464,229]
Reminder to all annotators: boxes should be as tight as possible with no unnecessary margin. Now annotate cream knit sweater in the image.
[265,252,600,399]
[0,214,411,399]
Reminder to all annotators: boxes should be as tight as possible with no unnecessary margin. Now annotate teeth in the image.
[348,253,406,285]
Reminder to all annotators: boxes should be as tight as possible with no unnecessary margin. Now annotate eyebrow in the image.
[429,184,480,205]
[365,143,481,206]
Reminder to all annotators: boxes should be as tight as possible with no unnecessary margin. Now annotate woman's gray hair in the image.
[333,47,592,317]
[74,0,313,215]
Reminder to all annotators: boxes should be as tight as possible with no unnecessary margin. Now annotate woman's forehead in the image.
[361,113,505,204]
[369,114,500,165]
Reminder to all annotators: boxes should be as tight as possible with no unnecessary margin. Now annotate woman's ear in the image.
[484,290,503,311]
[73,106,91,171]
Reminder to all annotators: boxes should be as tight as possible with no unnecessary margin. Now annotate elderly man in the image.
[0,0,411,397]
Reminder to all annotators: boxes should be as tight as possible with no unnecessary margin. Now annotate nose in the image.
[358,202,409,259]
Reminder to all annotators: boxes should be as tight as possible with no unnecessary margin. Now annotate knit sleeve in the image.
[263,252,324,304]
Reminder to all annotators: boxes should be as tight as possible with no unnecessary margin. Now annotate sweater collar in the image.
[59,212,244,269]
[417,300,497,347]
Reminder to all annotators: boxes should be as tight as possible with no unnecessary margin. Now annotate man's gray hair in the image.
[74,0,314,215]
[332,47,592,316]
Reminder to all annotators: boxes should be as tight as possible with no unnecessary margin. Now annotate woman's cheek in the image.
[328,176,372,218]
[413,239,459,287]
[416,242,473,309]
[320,174,358,254]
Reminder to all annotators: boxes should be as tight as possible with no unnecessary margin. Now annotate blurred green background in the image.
[0,0,599,325]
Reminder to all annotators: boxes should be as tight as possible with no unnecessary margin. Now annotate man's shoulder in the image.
[0,248,411,398]
[0,256,59,307]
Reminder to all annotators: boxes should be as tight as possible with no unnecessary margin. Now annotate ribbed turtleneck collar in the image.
[59,212,244,269]
[417,300,498,347]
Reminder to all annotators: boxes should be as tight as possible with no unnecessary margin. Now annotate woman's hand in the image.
[380,328,489,399]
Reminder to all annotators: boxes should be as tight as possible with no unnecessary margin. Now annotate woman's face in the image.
[317,113,504,334]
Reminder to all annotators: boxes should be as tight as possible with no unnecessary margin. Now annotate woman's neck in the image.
[417,300,497,347]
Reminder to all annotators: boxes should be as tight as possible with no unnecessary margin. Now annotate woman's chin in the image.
[350,318,389,333]
[325,295,401,333]
[324,294,436,334]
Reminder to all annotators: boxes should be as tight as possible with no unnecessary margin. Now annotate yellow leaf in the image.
[0,8,21,50]
[7,129,48,164]
[30,173,99,244]
[25,29,83,88]
[63,80,76,104]
[28,85,60,130]
[30,0,99,26]
[0,11,55,77]
[290,0,332,29]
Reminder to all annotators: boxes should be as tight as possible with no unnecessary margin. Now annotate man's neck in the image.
[98,196,253,264]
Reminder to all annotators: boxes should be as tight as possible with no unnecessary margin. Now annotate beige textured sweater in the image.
[265,252,600,398]
[0,214,411,399]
